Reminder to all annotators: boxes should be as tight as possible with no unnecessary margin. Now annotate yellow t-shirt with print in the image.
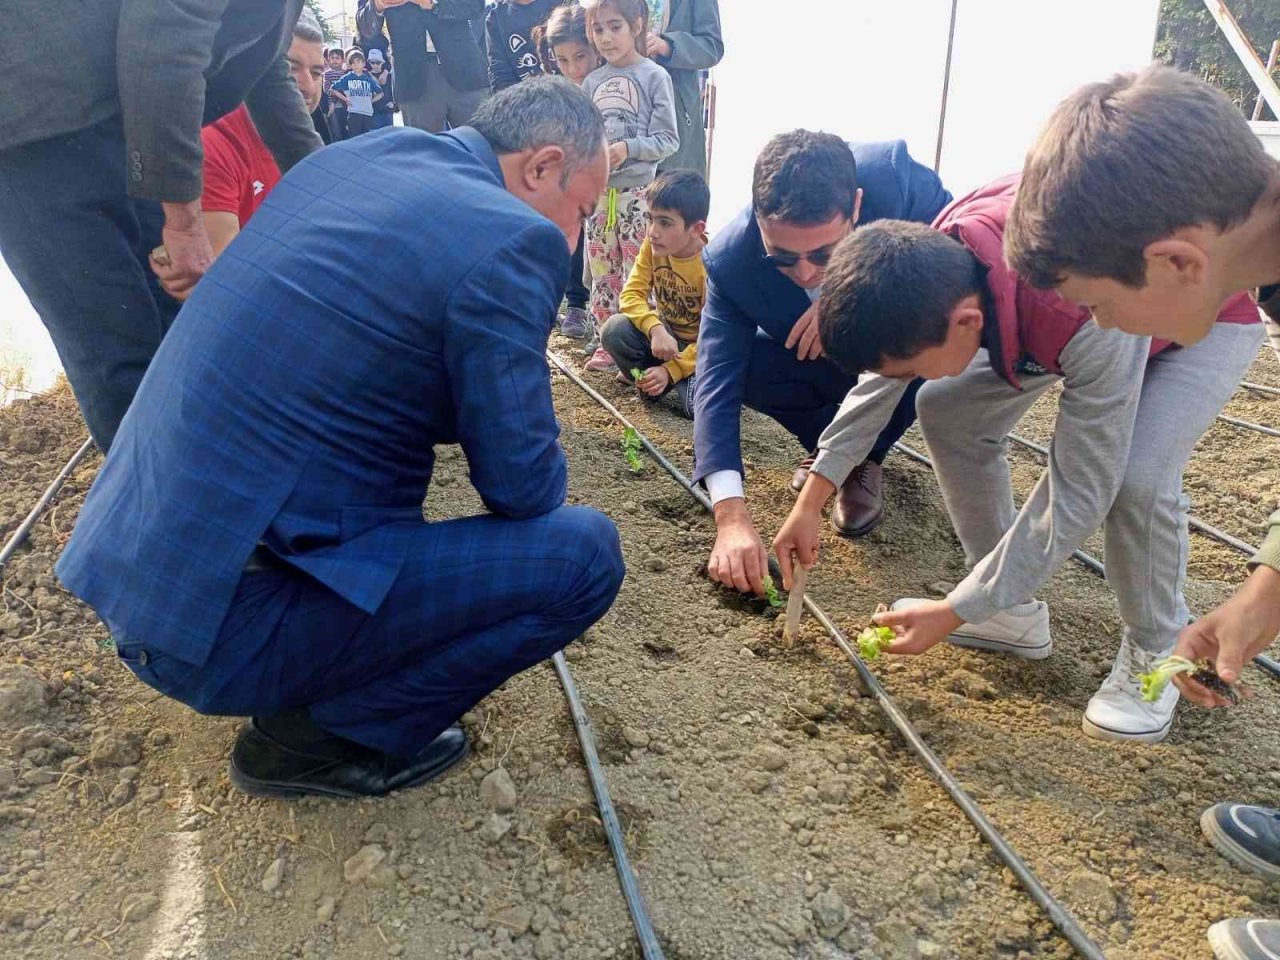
[619,235,707,383]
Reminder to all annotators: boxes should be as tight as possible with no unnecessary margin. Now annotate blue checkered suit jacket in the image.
[56,126,571,666]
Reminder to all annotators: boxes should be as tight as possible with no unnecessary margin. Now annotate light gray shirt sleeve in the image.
[623,66,679,164]
[948,321,1152,625]
[811,374,910,488]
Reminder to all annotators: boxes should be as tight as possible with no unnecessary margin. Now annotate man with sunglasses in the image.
[694,130,950,597]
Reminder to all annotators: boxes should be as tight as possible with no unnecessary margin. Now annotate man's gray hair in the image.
[470,77,606,175]
[293,7,325,44]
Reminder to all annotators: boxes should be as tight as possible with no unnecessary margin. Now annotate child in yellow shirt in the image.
[595,169,710,418]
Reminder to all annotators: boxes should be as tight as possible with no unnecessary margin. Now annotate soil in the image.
[1,340,1279,960]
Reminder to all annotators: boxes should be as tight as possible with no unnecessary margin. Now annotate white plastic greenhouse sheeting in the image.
[707,0,1162,227]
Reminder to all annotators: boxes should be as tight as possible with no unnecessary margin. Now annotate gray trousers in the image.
[919,320,1262,653]
[398,58,487,133]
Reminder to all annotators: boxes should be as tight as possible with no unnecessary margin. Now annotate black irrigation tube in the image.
[1241,380,1280,398]
[551,651,665,960]
[893,440,1280,682]
[547,351,1108,960]
[1005,433,1258,558]
[0,437,94,572]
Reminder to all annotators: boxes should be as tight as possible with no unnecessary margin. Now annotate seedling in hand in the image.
[630,368,645,383]
[1139,655,1240,704]
[622,427,644,473]
[857,625,897,661]
[762,575,783,608]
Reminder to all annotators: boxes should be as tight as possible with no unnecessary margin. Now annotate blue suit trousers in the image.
[115,505,624,757]
[741,330,923,462]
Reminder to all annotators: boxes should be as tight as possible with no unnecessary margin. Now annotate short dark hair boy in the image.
[1006,65,1280,346]
[752,130,857,225]
[646,168,710,229]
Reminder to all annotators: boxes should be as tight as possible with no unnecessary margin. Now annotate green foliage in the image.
[622,427,644,472]
[1155,0,1280,117]
[762,575,783,608]
[856,625,897,661]
[1137,655,1197,701]
[631,368,645,382]
[303,0,338,42]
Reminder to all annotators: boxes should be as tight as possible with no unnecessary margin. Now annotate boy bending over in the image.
[773,176,1260,746]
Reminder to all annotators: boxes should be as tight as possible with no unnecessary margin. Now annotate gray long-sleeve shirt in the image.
[812,320,1152,625]
[582,58,679,190]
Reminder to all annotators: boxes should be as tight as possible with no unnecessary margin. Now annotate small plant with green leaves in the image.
[1138,655,1240,704]
[857,624,897,661]
[761,575,783,608]
[622,427,644,473]
[630,367,645,383]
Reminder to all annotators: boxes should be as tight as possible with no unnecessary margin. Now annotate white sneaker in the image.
[890,598,1052,659]
[1082,638,1178,744]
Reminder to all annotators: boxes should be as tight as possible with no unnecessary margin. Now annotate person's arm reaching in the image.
[694,269,768,594]
[445,222,570,518]
[773,374,909,587]
[1174,510,1280,705]
[244,51,323,175]
[879,321,1151,653]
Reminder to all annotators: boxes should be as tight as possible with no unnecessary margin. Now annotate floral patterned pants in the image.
[585,186,649,327]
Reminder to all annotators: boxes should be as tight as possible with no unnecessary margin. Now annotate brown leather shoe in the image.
[832,460,883,537]
[790,450,817,493]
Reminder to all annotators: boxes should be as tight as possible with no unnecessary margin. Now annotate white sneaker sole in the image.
[946,629,1053,660]
[1207,920,1280,960]
[1201,809,1280,883]
[1080,712,1173,744]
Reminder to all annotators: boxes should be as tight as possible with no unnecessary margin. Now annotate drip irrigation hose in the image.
[0,437,94,571]
[1216,413,1280,440]
[893,439,1280,681]
[551,651,665,960]
[1241,380,1280,398]
[548,352,1108,960]
[1005,433,1258,558]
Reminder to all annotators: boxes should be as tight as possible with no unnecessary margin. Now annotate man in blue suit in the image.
[56,78,622,799]
[694,131,951,596]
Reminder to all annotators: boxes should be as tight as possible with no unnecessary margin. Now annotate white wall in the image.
[1253,121,1280,159]
[707,0,1162,228]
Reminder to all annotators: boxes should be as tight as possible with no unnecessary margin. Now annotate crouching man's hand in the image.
[708,498,768,596]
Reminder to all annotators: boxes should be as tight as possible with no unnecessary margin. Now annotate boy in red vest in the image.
[773,176,1261,746]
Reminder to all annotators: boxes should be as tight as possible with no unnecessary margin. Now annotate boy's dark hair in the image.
[1007,66,1277,289]
[753,130,857,226]
[347,50,365,65]
[646,170,710,226]
[819,221,985,374]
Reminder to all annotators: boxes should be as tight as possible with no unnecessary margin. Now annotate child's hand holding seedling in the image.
[1138,655,1241,706]
[636,366,670,397]
[649,325,680,361]
[869,599,962,656]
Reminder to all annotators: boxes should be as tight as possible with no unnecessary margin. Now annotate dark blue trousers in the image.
[116,506,625,757]
[741,330,923,462]
[0,116,181,451]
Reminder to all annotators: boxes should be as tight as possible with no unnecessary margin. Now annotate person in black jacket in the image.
[484,0,560,92]
[357,0,489,133]
[0,0,321,452]
[646,0,722,177]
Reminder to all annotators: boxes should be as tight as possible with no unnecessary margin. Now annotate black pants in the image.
[601,315,691,388]
[566,230,588,310]
[347,113,374,137]
[0,115,181,450]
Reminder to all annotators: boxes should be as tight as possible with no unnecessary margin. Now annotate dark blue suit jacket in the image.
[691,139,951,484]
[57,126,570,666]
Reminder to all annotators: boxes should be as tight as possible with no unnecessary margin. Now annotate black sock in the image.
[256,707,353,749]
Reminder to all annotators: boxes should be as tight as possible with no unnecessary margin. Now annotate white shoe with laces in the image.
[890,598,1052,659]
[1082,637,1179,744]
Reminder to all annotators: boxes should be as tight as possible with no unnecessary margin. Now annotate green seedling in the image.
[622,427,644,473]
[630,367,645,382]
[857,624,897,661]
[762,575,783,608]
[1139,655,1239,704]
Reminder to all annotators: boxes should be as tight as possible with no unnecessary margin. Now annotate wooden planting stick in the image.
[782,563,808,647]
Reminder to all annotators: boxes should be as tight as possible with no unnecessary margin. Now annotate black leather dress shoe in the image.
[229,717,470,799]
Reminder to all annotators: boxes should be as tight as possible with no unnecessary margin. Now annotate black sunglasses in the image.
[762,242,841,270]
